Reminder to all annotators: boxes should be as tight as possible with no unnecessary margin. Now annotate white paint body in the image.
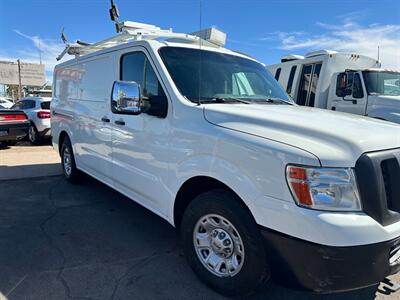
[267,52,400,124]
[51,40,400,248]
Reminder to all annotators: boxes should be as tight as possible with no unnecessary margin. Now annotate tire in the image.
[28,123,41,145]
[60,137,81,183]
[180,189,271,297]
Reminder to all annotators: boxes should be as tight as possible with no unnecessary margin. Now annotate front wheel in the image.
[180,189,271,296]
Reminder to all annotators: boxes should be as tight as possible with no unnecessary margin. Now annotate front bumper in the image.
[261,226,400,293]
[0,122,29,141]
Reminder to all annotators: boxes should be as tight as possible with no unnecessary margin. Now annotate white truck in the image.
[51,5,400,297]
[267,50,400,124]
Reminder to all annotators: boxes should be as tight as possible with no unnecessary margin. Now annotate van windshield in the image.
[159,47,291,104]
[363,71,400,96]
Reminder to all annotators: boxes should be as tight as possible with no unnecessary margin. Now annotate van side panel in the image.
[52,55,116,186]
[74,55,116,184]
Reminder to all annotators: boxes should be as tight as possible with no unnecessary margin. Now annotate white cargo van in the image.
[52,11,400,296]
[267,50,400,124]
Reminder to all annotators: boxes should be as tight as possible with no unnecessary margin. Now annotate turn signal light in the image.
[286,166,313,206]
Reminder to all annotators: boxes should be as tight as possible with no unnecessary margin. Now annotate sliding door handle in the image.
[115,120,125,126]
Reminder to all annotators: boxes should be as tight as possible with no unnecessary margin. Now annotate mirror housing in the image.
[144,95,168,118]
[111,81,141,115]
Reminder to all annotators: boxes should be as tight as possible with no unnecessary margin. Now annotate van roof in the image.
[55,37,255,69]
[55,20,256,69]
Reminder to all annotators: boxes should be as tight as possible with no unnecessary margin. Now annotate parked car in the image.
[266,50,400,124]
[52,17,400,297]
[0,109,29,146]
[12,97,51,144]
[0,97,14,109]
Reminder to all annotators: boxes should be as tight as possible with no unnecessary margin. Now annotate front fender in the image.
[169,154,263,221]
[169,132,319,226]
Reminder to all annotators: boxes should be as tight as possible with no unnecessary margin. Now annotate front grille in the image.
[355,148,400,226]
[381,158,400,213]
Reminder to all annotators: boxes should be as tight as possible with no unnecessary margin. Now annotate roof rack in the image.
[57,21,226,61]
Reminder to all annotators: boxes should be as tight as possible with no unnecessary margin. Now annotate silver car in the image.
[12,97,51,144]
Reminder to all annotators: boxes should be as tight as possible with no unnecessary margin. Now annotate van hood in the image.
[203,104,400,167]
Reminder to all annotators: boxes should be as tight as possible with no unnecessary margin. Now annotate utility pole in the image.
[17,59,22,100]
[39,39,42,64]
[377,46,380,62]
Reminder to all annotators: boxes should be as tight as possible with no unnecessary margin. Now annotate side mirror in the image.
[111,81,141,115]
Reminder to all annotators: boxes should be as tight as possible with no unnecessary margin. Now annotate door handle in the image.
[101,117,110,123]
[115,120,125,126]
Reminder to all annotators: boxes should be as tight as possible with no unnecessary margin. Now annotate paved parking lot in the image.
[1,145,400,300]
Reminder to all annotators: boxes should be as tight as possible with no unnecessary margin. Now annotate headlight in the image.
[286,165,362,211]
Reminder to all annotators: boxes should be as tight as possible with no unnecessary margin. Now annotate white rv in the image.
[267,50,400,123]
[52,4,400,296]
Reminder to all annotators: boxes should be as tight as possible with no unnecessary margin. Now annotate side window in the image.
[121,52,165,99]
[308,63,322,107]
[25,100,36,109]
[143,60,165,98]
[286,66,297,94]
[121,53,145,87]
[274,68,281,81]
[352,73,364,98]
[336,73,347,96]
[15,100,34,109]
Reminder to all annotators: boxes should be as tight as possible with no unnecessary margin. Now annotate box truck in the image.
[267,50,400,124]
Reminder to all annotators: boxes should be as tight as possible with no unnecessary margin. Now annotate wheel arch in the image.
[173,176,253,228]
[58,130,70,155]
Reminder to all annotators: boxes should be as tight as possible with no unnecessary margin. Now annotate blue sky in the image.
[1,0,399,83]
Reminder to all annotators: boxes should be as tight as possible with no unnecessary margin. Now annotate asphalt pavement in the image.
[0,145,400,300]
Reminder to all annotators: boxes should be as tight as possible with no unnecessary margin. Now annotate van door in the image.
[111,50,170,214]
[297,63,322,107]
[332,71,367,115]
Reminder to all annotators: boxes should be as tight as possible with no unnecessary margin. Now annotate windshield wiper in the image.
[193,97,251,104]
[262,97,295,105]
[213,97,251,104]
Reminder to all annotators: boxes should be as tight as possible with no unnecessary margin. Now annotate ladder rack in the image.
[57,21,225,61]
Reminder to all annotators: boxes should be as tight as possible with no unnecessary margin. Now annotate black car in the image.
[0,110,30,146]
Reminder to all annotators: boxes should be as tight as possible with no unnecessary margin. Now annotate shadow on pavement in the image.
[0,175,387,299]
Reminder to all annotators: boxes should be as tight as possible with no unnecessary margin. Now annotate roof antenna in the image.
[109,0,121,33]
[57,28,70,61]
[61,28,68,44]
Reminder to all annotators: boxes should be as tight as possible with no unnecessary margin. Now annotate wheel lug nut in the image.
[223,239,231,246]
[225,248,231,254]
[212,231,218,237]
[218,232,226,239]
